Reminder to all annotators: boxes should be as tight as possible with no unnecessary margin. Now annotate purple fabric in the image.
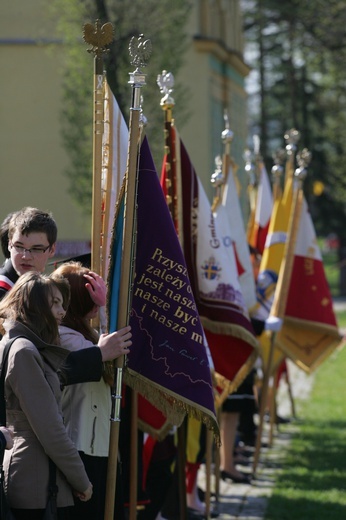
[126,137,216,419]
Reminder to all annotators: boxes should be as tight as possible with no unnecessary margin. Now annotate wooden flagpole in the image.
[268,368,279,446]
[212,115,233,508]
[210,113,237,516]
[255,134,297,453]
[205,429,212,520]
[252,148,311,475]
[271,148,285,203]
[129,388,138,520]
[158,71,177,226]
[266,149,285,444]
[100,84,114,281]
[158,70,188,520]
[252,130,300,473]
[128,100,147,520]
[83,21,114,277]
[104,35,151,520]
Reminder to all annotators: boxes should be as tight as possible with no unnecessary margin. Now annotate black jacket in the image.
[0,259,18,301]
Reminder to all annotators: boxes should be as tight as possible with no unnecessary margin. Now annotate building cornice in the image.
[193,36,251,77]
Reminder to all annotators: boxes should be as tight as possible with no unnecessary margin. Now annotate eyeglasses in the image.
[10,244,51,256]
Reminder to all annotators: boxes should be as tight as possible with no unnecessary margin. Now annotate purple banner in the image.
[125,138,217,434]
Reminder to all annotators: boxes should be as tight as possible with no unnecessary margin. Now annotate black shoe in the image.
[220,470,251,484]
[187,506,219,519]
[276,415,291,424]
[187,507,205,519]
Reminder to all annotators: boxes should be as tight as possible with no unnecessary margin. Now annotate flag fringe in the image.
[213,350,258,407]
[283,316,341,337]
[274,316,344,374]
[276,336,343,374]
[137,417,174,442]
[124,368,221,447]
[200,317,259,351]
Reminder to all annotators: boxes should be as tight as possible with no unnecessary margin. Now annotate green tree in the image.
[241,0,346,293]
[49,0,192,214]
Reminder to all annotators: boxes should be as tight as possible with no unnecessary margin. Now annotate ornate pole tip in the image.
[297,148,312,168]
[253,134,261,155]
[271,148,285,179]
[211,156,224,188]
[284,128,300,155]
[221,110,233,143]
[128,34,151,89]
[129,34,152,70]
[244,149,256,187]
[157,70,175,107]
[272,148,286,166]
[295,148,311,181]
[83,20,114,57]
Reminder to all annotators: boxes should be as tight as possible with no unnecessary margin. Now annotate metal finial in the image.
[129,34,152,70]
[83,20,114,57]
[284,128,300,156]
[295,148,311,181]
[271,148,285,182]
[157,70,175,107]
[297,148,312,169]
[272,148,286,166]
[253,135,261,156]
[211,155,224,189]
[221,110,234,144]
[128,34,151,101]
[244,149,256,187]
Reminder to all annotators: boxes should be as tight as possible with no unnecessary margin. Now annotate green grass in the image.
[264,346,346,519]
[321,247,340,297]
[335,309,346,329]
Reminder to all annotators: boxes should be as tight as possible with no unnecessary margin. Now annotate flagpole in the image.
[268,147,284,445]
[205,429,212,519]
[284,128,300,184]
[252,148,311,475]
[104,35,151,520]
[268,367,279,446]
[211,155,224,212]
[252,130,300,473]
[213,407,221,515]
[83,21,114,277]
[157,71,178,226]
[245,134,264,244]
[211,110,235,212]
[271,149,285,202]
[129,388,138,520]
[101,84,115,281]
[128,100,147,520]
[247,157,256,238]
[158,70,188,520]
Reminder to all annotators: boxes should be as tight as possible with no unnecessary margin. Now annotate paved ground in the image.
[197,360,315,520]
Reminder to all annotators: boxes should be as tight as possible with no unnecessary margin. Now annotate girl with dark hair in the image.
[0,272,93,519]
[51,261,130,520]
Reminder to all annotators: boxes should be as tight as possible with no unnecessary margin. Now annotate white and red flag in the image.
[275,196,342,372]
[101,82,128,277]
[214,158,257,311]
[250,162,273,255]
[161,126,259,391]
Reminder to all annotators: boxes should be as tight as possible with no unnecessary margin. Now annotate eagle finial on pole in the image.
[83,20,114,57]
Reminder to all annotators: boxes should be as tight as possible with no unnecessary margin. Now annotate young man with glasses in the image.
[0,207,132,378]
[0,207,57,300]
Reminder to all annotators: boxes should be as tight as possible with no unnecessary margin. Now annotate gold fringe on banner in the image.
[124,368,221,447]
